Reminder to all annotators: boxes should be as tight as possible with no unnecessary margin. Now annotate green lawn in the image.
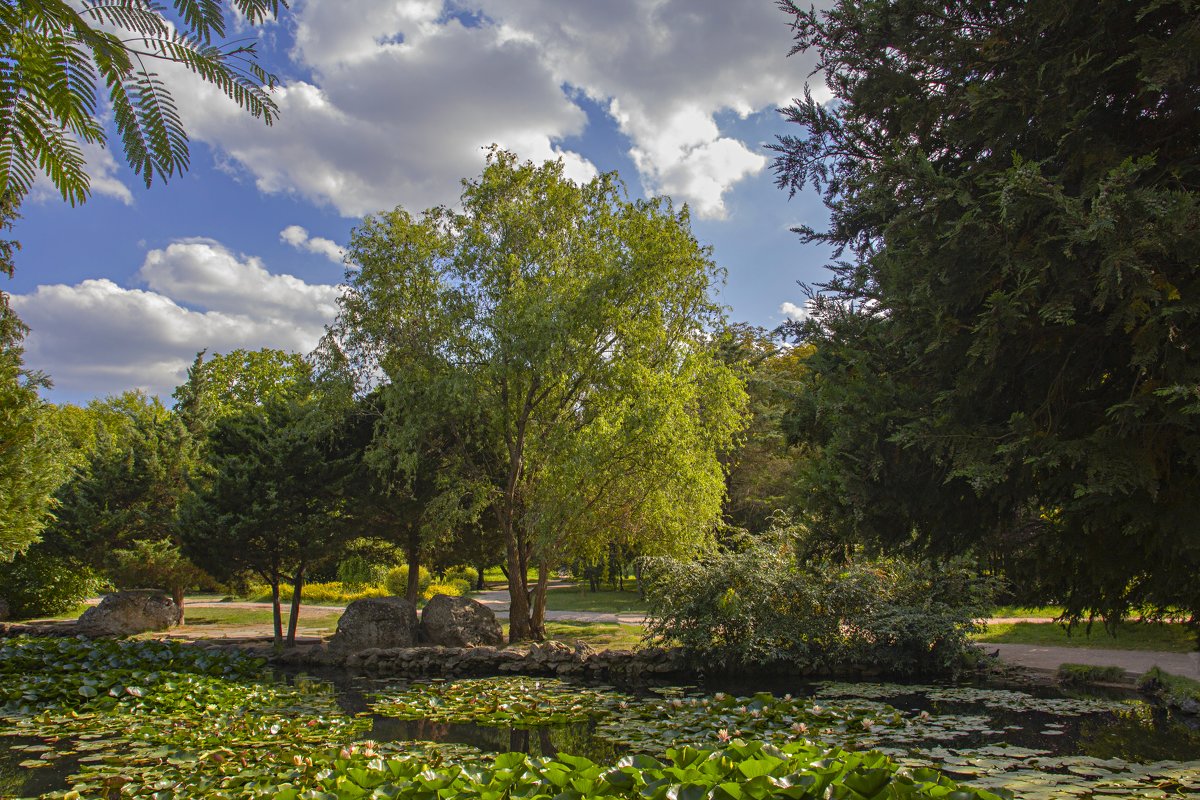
[974,620,1197,652]
[537,621,647,650]
[543,585,648,614]
[990,604,1064,618]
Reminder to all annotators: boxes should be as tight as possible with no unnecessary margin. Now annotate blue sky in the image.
[7,0,834,405]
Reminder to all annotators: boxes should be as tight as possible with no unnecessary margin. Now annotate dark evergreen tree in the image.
[772,0,1200,624]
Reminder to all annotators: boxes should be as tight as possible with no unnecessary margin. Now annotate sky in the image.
[6,0,835,406]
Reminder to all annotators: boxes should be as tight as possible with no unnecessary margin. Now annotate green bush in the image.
[248,581,388,604]
[337,555,388,588]
[643,527,994,676]
[442,565,476,587]
[422,580,464,601]
[1058,663,1126,685]
[0,549,105,618]
[385,564,432,597]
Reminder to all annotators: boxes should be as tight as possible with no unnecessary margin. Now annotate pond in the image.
[1,638,1198,799]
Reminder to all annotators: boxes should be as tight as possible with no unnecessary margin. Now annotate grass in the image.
[991,604,1064,618]
[534,621,647,650]
[543,585,648,614]
[1138,666,1200,704]
[974,620,1197,652]
[1057,662,1127,685]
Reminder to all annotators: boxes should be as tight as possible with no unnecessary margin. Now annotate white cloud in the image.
[780,300,813,323]
[280,225,345,264]
[11,240,338,399]
[164,0,825,220]
[30,139,134,206]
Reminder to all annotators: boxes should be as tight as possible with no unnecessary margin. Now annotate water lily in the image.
[716,728,732,742]
[791,722,809,734]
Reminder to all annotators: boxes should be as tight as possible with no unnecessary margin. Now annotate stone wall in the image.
[270,639,692,682]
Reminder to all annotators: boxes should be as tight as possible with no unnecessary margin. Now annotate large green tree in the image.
[772,1,1200,623]
[0,0,284,207]
[0,296,68,562]
[180,390,349,646]
[327,149,747,642]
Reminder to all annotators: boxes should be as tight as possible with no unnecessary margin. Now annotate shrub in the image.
[1058,663,1126,685]
[643,526,994,677]
[385,565,431,597]
[337,555,388,589]
[422,581,464,601]
[248,581,389,604]
[0,550,105,619]
[442,565,476,587]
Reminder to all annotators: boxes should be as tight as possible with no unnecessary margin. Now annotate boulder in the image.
[77,590,181,636]
[330,596,418,652]
[419,594,504,647]
[0,596,8,622]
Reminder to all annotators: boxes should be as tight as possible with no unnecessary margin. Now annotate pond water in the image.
[2,644,1199,799]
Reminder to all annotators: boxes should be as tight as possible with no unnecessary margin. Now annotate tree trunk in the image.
[171,583,186,625]
[475,563,486,590]
[505,522,534,643]
[530,562,550,640]
[286,564,305,646]
[269,578,283,649]
[405,526,421,604]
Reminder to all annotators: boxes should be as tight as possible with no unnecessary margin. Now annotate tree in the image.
[173,348,312,436]
[0,195,70,562]
[771,1,1200,624]
[327,149,747,641]
[715,324,812,535]
[180,391,349,647]
[0,0,284,207]
[0,297,69,562]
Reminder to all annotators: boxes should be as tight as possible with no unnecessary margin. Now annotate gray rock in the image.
[0,596,8,622]
[419,594,504,647]
[330,596,418,652]
[77,590,181,636]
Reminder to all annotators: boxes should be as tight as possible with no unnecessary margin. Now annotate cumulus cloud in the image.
[30,139,134,206]
[780,300,813,323]
[163,0,824,220]
[11,240,338,399]
[280,225,345,264]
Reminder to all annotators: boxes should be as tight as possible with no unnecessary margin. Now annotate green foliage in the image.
[0,298,69,563]
[644,526,993,676]
[385,564,431,596]
[336,554,387,588]
[1138,666,1200,707]
[422,579,466,600]
[1057,663,1127,686]
[0,549,102,618]
[0,0,284,207]
[42,391,195,566]
[772,1,1200,624]
[250,581,389,604]
[109,538,206,596]
[328,148,747,640]
[173,348,312,436]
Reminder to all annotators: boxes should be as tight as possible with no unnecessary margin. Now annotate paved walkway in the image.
[985,642,1200,679]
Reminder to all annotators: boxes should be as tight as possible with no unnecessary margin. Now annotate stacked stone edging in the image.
[269,639,691,681]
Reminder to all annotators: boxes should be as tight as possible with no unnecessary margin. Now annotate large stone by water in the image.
[330,596,418,652]
[77,590,182,636]
[420,594,504,647]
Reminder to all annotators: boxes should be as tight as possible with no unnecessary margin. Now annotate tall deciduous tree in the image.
[772,1,1200,623]
[0,0,284,207]
[0,294,68,562]
[327,149,747,642]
